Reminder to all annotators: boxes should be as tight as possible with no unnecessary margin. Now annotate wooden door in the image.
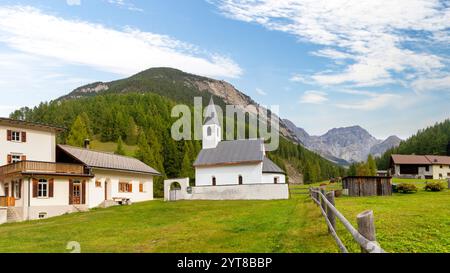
[104,181,108,200]
[72,183,81,205]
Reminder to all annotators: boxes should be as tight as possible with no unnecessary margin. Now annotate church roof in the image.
[262,157,285,174]
[194,139,265,167]
[203,96,220,126]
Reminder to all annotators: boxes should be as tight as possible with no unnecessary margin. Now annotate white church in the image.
[164,97,289,201]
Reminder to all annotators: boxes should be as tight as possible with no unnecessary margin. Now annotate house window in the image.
[425,166,429,172]
[95,181,102,188]
[14,181,20,198]
[212,176,216,186]
[38,179,48,198]
[11,131,21,142]
[119,182,132,193]
[274,177,279,184]
[439,173,443,178]
[139,183,144,193]
[238,175,243,185]
[207,126,212,136]
[38,212,47,219]
[11,155,22,163]
[440,165,443,169]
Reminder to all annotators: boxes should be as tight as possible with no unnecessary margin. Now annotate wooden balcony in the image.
[0,161,90,177]
[0,196,15,207]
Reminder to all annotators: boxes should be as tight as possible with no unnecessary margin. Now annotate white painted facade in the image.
[0,119,158,223]
[0,124,56,165]
[196,163,264,186]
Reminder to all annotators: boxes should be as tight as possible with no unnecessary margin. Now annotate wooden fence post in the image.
[320,188,326,212]
[326,191,336,233]
[357,210,376,253]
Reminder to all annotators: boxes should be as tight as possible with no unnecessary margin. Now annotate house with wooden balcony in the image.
[0,118,160,224]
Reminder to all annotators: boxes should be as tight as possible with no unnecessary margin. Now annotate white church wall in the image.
[190,184,289,200]
[195,163,263,186]
[262,173,286,184]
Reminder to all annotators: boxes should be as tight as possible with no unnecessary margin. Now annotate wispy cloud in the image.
[255,88,267,96]
[212,0,450,91]
[335,90,400,110]
[299,91,328,104]
[66,0,81,6]
[0,6,242,78]
[105,0,143,12]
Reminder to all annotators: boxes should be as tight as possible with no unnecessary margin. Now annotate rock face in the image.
[283,119,402,164]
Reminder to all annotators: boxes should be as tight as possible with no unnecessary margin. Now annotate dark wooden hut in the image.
[342,176,392,197]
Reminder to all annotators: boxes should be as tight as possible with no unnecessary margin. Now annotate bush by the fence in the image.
[424,181,446,192]
[397,183,418,193]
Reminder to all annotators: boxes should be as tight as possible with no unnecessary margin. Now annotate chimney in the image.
[84,139,90,149]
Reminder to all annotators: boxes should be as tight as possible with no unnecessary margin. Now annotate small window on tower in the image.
[207,126,212,136]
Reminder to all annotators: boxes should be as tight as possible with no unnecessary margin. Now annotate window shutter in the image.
[81,180,86,204]
[18,179,22,199]
[69,179,73,205]
[11,182,15,198]
[7,154,12,164]
[32,178,38,198]
[139,183,143,192]
[7,130,11,141]
[129,183,133,193]
[49,178,54,198]
[21,131,27,142]
[21,155,26,161]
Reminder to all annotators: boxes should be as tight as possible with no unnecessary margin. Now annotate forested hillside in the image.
[376,119,450,169]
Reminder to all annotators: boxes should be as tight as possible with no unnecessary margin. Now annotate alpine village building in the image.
[0,118,160,224]
[390,154,450,179]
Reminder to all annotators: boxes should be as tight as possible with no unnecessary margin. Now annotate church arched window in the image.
[212,176,216,186]
[207,126,212,136]
[238,175,243,185]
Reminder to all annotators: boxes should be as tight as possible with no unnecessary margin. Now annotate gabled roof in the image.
[391,154,430,164]
[0,117,65,133]
[194,139,264,167]
[425,155,450,165]
[391,154,450,165]
[57,145,161,175]
[262,157,285,174]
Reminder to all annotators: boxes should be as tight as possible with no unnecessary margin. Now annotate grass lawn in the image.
[0,194,338,253]
[307,178,450,253]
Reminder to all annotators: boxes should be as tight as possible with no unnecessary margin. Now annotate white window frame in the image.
[11,131,21,142]
[13,181,20,199]
[38,179,48,198]
[11,154,22,163]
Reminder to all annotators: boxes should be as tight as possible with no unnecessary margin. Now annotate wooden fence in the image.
[309,187,385,253]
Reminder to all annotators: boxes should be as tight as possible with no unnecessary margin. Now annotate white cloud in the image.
[299,91,328,104]
[106,0,143,12]
[335,90,400,110]
[66,0,81,6]
[290,73,310,84]
[0,6,242,78]
[212,0,450,90]
[411,75,450,93]
[255,88,267,96]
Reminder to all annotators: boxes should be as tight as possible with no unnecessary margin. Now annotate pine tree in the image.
[115,136,126,155]
[367,155,377,176]
[66,115,90,147]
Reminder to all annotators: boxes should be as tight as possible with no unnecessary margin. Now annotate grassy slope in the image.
[90,139,137,157]
[0,194,337,253]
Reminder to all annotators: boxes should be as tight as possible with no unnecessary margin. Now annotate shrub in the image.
[319,183,328,187]
[424,181,446,192]
[397,183,418,193]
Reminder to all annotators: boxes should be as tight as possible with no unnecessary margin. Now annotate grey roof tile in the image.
[262,157,285,174]
[58,145,160,175]
[194,139,265,166]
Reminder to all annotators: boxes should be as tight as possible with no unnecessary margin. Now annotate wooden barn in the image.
[342,176,392,197]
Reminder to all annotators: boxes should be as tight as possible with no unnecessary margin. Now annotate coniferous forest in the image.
[376,119,450,170]
[10,92,345,196]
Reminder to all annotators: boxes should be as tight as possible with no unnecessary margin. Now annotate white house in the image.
[187,98,288,200]
[390,154,450,179]
[0,118,160,224]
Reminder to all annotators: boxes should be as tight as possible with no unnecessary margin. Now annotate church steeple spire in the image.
[202,96,221,149]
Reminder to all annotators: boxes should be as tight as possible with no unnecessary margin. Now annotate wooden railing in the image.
[0,196,15,207]
[309,187,385,253]
[0,161,86,176]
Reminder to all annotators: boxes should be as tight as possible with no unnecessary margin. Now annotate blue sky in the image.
[0,1,449,139]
